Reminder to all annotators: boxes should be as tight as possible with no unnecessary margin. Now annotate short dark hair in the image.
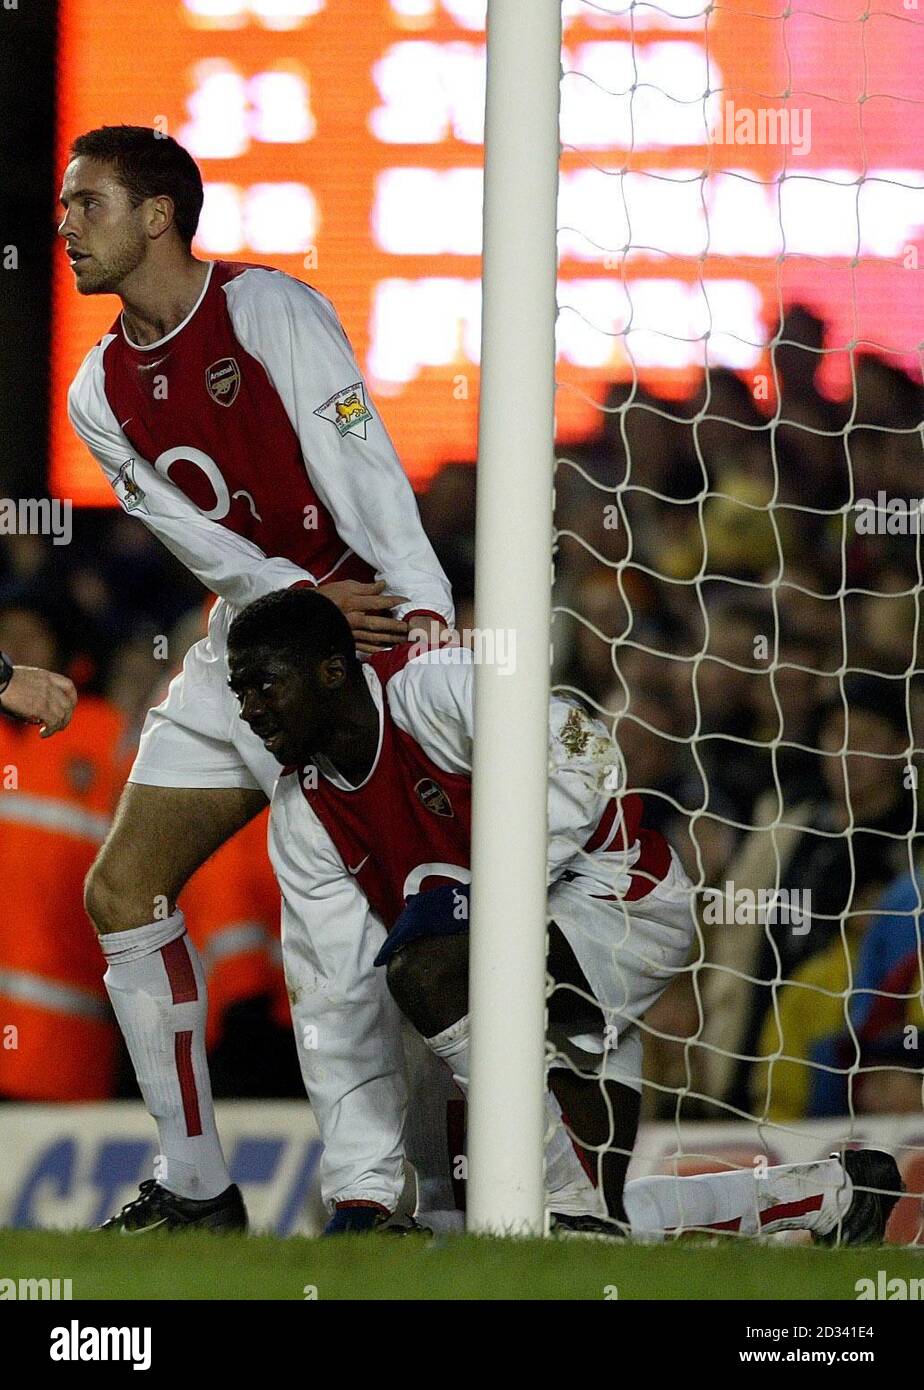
[228,588,357,671]
[69,125,203,247]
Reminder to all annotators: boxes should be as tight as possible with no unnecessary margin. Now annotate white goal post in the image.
[467,0,563,1234]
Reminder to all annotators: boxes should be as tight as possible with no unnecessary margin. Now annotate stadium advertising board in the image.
[3,1104,921,1240]
[52,0,924,503]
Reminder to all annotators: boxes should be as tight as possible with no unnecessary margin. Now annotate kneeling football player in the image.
[227,589,903,1244]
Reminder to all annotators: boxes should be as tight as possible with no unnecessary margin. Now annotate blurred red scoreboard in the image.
[51,0,924,506]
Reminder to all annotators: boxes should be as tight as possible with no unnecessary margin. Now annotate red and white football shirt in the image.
[270,644,670,938]
[67,260,452,623]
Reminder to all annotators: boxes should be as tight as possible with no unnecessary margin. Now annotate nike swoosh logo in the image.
[348,855,369,875]
[120,1217,169,1235]
[119,417,133,431]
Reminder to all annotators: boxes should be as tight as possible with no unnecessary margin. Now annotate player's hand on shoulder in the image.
[0,666,78,737]
[318,579,410,653]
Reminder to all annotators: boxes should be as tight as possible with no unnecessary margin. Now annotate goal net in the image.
[546,0,924,1243]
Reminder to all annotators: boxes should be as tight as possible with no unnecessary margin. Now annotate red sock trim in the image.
[559,1108,599,1187]
[161,935,198,1005]
[174,1030,202,1137]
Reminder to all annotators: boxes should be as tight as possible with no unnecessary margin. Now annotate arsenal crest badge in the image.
[415,777,453,818]
[206,357,241,407]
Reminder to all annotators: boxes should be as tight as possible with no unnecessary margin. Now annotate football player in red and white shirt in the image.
[226,587,903,1243]
[59,125,454,1233]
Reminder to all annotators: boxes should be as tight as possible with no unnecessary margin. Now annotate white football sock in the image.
[623,1158,852,1239]
[424,1014,471,1087]
[401,1021,460,1216]
[101,911,231,1201]
[543,1087,606,1219]
[424,1016,602,1217]
[425,1018,853,1237]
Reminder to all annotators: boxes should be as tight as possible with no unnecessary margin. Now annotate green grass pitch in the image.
[1,1229,920,1300]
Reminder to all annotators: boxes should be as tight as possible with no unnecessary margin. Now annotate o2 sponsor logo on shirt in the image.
[115,447,261,525]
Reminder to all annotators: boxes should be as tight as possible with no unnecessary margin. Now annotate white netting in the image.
[549,0,924,1242]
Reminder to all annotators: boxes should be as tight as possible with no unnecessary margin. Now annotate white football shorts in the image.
[548,849,697,1092]
[129,598,280,797]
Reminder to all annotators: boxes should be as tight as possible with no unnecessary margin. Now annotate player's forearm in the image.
[364,527,453,628]
[318,510,453,629]
[394,573,454,630]
[105,466,319,607]
[68,382,319,609]
[153,528,315,607]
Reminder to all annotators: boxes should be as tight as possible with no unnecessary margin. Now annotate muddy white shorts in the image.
[548,849,696,1092]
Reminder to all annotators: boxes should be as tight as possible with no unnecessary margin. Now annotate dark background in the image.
[0,0,58,501]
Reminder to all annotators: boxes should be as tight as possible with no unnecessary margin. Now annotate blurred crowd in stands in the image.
[1,303,922,1130]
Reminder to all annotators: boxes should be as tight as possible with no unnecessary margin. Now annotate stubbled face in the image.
[228,646,338,767]
[58,156,148,294]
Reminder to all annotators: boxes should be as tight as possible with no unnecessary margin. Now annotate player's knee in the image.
[385,939,434,1021]
[84,853,169,936]
[84,856,125,935]
[386,933,468,1036]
